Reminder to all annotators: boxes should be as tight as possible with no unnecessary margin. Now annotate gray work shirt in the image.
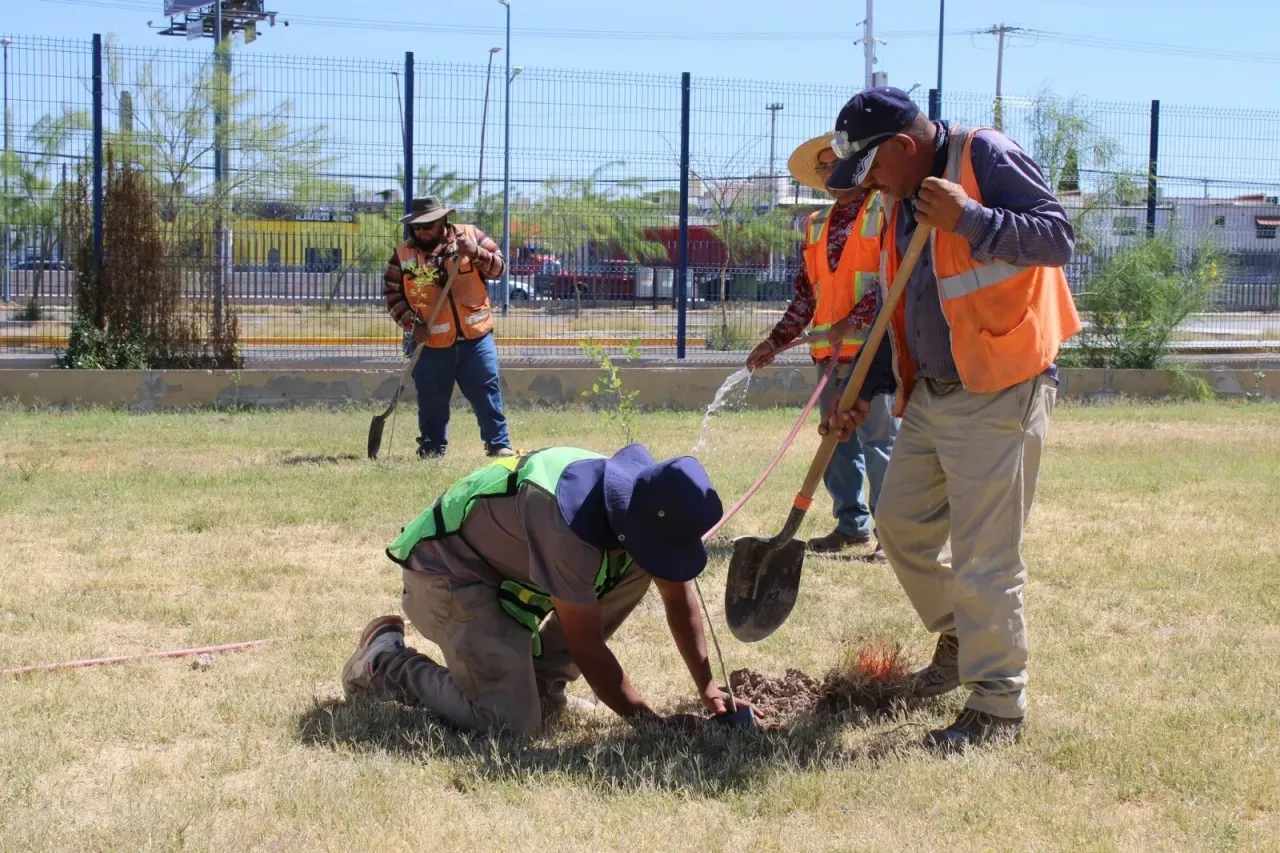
[898,122,1076,381]
[405,487,617,604]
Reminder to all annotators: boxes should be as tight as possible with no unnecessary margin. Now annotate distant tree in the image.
[103,39,333,333]
[690,145,797,335]
[1026,87,1145,254]
[0,108,90,321]
[532,161,667,316]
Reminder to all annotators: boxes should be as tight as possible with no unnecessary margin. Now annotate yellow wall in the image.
[230,219,362,267]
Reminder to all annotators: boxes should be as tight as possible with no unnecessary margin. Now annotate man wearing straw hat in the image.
[383,195,516,459]
[746,133,899,558]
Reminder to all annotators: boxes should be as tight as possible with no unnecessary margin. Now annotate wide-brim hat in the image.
[573,444,723,583]
[787,132,836,194]
[399,195,455,225]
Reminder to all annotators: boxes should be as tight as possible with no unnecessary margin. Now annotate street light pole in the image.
[477,46,500,207]
[498,0,511,317]
[766,103,783,210]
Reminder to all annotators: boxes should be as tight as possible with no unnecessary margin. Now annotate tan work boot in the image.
[486,446,520,458]
[910,632,960,697]
[342,615,405,700]
[923,708,1023,753]
[807,529,871,554]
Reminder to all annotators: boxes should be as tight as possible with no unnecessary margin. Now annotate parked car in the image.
[486,279,532,303]
[12,257,73,271]
[534,260,637,300]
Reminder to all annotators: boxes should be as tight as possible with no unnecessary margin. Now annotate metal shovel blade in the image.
[712,704,758,730]
[724,534,807,643]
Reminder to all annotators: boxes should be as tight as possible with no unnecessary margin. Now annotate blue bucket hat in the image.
[556,444,723,583]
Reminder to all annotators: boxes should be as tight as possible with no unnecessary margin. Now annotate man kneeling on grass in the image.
[343,444,755,734]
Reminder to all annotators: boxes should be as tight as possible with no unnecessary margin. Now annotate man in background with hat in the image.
[821,88,1080,752]
[746,133,899,559]
[383,196,515,459]
[342,443,754,734]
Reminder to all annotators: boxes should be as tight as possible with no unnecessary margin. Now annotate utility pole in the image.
[766,103,783,209]
[863,0,875,88]
[766,101,783,280]
[477,46,500,205]
[157,2,277,333]
[935,0,944,118]
[985,23,1022,131]
[859,0,878,89]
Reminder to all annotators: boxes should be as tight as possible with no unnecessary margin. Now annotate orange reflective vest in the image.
[803,191,884,362]
[880,126,1081,413]
[396,224,494,348]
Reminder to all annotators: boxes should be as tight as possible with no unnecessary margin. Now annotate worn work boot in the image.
[910,632,960,697]
[923,708,1024,753]
[486,446,519,458]
[341,615,405,700]
[807,529,871,554]
[540,681,602,720]
[865,542,889,563]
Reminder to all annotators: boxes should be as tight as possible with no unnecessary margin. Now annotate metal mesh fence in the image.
[3,33,1280,366]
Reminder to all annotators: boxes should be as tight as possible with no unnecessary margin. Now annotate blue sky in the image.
[8,0,1279,110]
[4,0,1278,203]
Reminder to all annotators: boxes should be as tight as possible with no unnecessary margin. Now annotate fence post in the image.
[676,71,691,360]
[928,87,939,121]
[1146,99,1159,238]
[91,34,103,277]
[402,51,414,241]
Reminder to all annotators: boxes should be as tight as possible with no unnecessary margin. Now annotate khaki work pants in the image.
[373,566,653,735]
[876,374,1057,719]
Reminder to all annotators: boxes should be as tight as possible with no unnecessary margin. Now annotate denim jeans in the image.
[818,363,901,538]
[410,332,511,456]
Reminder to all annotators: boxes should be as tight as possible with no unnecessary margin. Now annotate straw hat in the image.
[787,132,836,194]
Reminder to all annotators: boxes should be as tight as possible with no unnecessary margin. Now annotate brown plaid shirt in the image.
[383,223,505,333]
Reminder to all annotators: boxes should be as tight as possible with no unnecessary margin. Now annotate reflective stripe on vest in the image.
[386,447,633,657]
[933,126,1033,303]
[806,192,884,361]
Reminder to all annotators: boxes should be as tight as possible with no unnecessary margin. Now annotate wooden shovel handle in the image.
[793,224,933,508]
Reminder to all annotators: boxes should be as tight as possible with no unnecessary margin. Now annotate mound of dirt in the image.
[729,668,822,726]
[728,639,918,731]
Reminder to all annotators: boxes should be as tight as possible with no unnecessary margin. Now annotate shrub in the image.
[1061,235,1223,370]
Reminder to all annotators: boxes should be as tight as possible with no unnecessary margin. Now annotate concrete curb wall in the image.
[1,366,1277,411]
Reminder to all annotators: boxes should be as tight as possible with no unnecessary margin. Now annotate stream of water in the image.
[691,367,752,455]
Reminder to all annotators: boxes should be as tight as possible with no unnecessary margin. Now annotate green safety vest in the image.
[386,447,632,656]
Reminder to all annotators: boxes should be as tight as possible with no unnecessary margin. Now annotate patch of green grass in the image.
[2,401,1279,850]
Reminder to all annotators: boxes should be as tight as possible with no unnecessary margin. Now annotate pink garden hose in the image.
[0,640,271,677]
[702,338,840,542]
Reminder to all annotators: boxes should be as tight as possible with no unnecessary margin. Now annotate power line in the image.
[34,1,943,43]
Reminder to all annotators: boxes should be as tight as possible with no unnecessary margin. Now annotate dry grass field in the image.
[2,400,1279,852]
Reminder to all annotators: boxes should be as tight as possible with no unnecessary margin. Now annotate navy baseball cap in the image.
[826,87,922,190]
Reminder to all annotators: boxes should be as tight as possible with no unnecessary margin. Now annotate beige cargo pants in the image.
[372,566,652,735]
[876,374,1056,719]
